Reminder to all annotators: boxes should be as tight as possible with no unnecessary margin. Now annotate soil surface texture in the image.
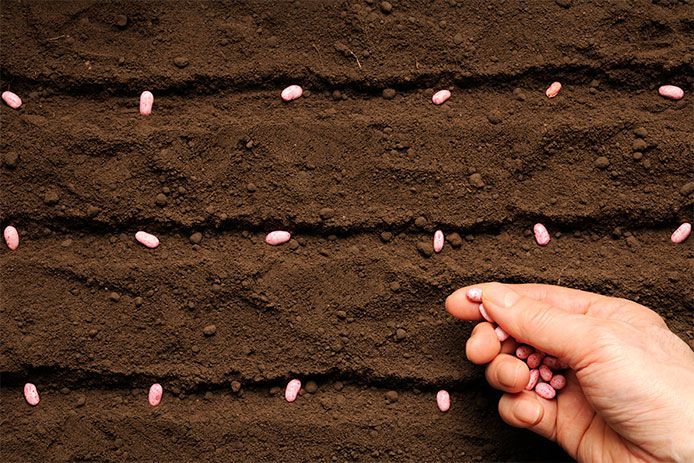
[1,0,693,461]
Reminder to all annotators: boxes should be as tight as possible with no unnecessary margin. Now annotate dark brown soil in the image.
[1,0,693,461]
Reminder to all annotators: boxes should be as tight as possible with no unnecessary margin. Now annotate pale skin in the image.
[445,282,694,463]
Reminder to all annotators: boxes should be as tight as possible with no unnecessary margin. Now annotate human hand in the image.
[446,282,694,463]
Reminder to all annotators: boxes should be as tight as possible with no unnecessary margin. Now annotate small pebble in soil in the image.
[545,82,562,98]
[385,390,398,403]
[525,369,540,390]
[487,110,503,124]
[382,88,396,100]
[266,231,291,245]
[633,139,647,151]
[533,223,551,246]
[380,1,392,14]
[469,173,485,188]
[135,231,159,248]
[231,381,241,393]
[416,241,433,257]
[467,287,483,302]
[4,226,19,250]
[189,232,202,244]
[285,379,301,402]
[24,383,39,406]
[433,230,444,252]
[436,390,450,412]
[658,85,684,100]
[395,328,407,340]
[671,223,691,243]
[139,91,154,116]
[115,14,128,28]
[594,156,610,169]
[633,127,648,138]
[149,383,163,406]
[173,56,189,68]
[447,232,462,247]
[2,91,22,109]
[44,191,59,205]
[281,85,303,102]
[203,324,217,336]
[535,382,556,400]
[432,90,451,105]
[305,381,318,393]
[3,151,19,168]
[155,193,167,206]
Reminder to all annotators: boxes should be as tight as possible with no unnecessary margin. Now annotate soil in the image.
[1,0,693,461]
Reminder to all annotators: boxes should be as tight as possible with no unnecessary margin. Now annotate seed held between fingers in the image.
[467,287,483,302]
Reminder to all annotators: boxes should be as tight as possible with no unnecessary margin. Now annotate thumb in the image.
[482,282,595,364]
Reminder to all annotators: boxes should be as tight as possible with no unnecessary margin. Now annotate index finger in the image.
[446,282,604,321]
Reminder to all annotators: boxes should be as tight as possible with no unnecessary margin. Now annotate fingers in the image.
[481,283,596,362]
[465,323,500,364]
[446,282,600,322]
[485,354,530,393]
[498,391,546,428]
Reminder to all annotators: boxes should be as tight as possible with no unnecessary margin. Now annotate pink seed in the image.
[539,364,553,382]
[139,91,154,115]
[466,287,483,302]
[527,353,542,369]
[478,303,494,323]
[265,231,291,246]
[515,345,534,360]
[671,223,691,243]
[433,230,444,253]
[436,390,450,412]
[550,374,566,390]
[432,90,451,105]
[658,85,684,100]
[4,226,19,250]
[281,85,303,102]
[285,379,301,402]
[533,223,550,246]
[2,91,22,109]
[542,356,560,370]
[149,383,163,406]
[535,382,556,400]
[495,326,510,342]
[135,231,159,248]
[525,369,539,391]
[545,82,561,98]
[24,383,39,406]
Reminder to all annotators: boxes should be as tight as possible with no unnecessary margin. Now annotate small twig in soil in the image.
[48,34,66,41]
[347,49,362,69]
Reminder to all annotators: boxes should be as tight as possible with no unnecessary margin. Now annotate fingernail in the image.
[514,399,542,425]
[483,283,520,309]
